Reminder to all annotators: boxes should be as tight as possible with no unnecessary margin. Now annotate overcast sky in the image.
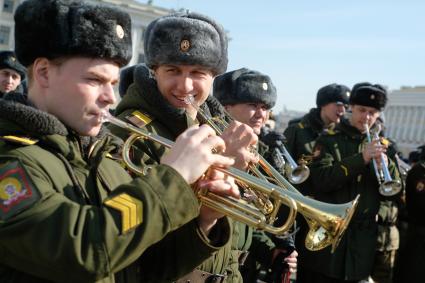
[141,0,425,113]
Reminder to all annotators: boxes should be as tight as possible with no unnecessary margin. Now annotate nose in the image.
[254,106,268,119]
[5,75,13,84]
[100,83,116,105]
[176,75,194,94]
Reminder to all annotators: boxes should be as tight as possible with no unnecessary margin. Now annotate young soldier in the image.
[303,83,401,283]
[110,12,258,282]
[284,83,350,194]
[212,68,298,283]
[0,1,239,282]
[0,51,26,97]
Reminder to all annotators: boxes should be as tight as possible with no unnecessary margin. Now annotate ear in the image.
[32,58,52,88]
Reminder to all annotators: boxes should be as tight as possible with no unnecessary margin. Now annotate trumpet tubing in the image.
[103,111,359,252]
[364,123,401,196]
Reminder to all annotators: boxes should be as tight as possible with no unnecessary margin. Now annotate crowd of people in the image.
[0,0,423,282]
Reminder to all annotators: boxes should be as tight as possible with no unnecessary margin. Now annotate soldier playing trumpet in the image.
[300,83,401,283]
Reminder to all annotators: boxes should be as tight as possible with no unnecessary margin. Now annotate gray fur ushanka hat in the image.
[144,11,228,75]
[14,0,132,67]
[350,82,387,111]
[213,68,277,109]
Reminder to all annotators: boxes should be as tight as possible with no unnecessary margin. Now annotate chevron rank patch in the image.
[0,159,40,220]
[105,193,143,233]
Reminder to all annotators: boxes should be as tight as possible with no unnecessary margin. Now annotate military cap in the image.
[144,11,228,75]
[14,0,132,67]
[0,51,26,80]
[316,83,350,108]
[213,68,277,109]
[350,82,387,111]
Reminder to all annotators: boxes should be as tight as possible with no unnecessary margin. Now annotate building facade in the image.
[0,0,170,65]
[384,86,425,157]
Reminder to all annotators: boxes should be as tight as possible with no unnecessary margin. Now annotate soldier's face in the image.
[349,104,380,133]
[0,68,21,94]
[320,102,346,125]
[154,64,214,112]
[225,103,270,135]
[33,57,118,136]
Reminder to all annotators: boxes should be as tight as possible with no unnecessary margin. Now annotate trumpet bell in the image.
[379,180,402,196]
[286,164,310,184]
[305,195,360,253]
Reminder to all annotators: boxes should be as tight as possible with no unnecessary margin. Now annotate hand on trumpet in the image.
[160,124,235,184]
[197,170,240,234]
[220,121,259,170]
[362,139,386,165]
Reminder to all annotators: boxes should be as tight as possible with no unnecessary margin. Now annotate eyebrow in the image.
[87,71,118,84]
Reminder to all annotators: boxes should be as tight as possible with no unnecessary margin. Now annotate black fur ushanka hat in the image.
[14,0,132,67]
[316,83,350,108]
[0,51,26,80]
[213,68,277,109]
[350,82,387,111]
[144,11,228,75]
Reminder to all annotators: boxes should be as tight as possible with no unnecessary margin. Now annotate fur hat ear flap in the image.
[144,11,228,75]
[213,68,277,109]
[14,0,132,67]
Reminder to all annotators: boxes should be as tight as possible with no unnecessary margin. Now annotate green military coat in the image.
[0,95,225,283]
[396,160,425,281]
[306,118,401,281]
[110,67,236,281]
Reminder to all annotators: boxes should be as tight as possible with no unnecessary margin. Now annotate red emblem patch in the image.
[0,160,40,220]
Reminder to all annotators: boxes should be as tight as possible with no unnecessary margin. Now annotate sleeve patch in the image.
[105,193,143,233]
[0,160,40,220]
[126,110,153,128]
[340,164,348,176]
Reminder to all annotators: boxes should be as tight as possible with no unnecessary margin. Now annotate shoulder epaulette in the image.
[381,137,390,147]
[1,135,38,145]
[126,110,154,128]
[297,122,304,129]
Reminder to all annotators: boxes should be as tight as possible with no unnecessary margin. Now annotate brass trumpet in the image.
[274,140,310,184]
[103,111,359,252]
[364,123,402,197]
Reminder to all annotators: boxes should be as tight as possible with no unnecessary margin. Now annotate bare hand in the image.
[220,121,259,170]
[196,170,240,235]
[362,139,385,164]
[284,250,298,273]
[161,124,235,184]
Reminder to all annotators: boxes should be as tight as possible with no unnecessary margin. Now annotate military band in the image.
[0,1,421,283]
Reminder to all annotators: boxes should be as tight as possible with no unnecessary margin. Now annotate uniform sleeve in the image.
[0,155,200,283]
[283,125,298,159]
[309,137,367,193]
[138,217,231,282]
[249,230,276,267]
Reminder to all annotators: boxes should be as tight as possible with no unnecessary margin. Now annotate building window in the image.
[0,26,11,45]
[3,0,14,13]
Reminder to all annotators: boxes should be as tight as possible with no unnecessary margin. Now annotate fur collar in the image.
[0,92,110,155]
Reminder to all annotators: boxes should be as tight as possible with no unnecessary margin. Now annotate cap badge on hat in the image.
[10,56,16,62]
[116,25,125,39]
[346,91,351,97]
[180,39,191,52]
[262,82,268,91]
[370,94,375,100]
